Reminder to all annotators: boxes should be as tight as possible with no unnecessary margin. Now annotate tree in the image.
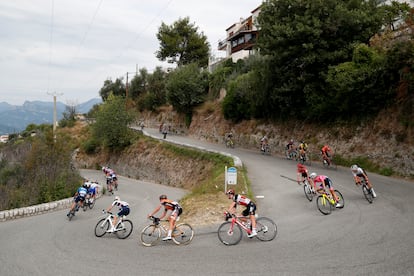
[256,0,384,120]
[166,63,208,124]
[99,77,126,101]
[92,95,133,150]
[156,17,210,67]
[129,68,149,99]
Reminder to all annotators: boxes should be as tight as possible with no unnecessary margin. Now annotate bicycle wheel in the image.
[67,210,75,221]
[217,221,242,246]
[172,223,194,245]
[115,219,133,239]
[140,225,161,247]
[362,185,373,204]
[316,195,332,215]
[334,190,345,209]
[255,217,277,242]
[303,182,313,202]
[83,202,88,211]
[89,199,95,209]
[95,218,110,237]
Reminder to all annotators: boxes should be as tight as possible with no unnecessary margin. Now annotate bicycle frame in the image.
[320,192,336,206]
[228,215,252,235]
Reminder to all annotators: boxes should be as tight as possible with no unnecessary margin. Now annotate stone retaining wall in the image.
[0,185,102,222]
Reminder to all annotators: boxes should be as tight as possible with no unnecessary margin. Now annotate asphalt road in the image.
[1,128,413,276]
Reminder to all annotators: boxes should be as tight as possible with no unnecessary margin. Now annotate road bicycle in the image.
[261,144,271,155]
[299,151,311,165]
[316,189,344,215]
[67,199,82,221]
[225,137,235,148]
[322,153,337,170]
[217,212,277,246]
[285,148,298,161]
[303,179,316,202]
[82,195,95,211]
[358,178,374,204]
[94,211,133,239]
[140,216,194,247]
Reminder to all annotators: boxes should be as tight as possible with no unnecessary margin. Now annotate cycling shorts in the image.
[170,207,183,218]
[242,202,256,216]
[318,178,333,190]
[117,206,130,217]
[75,195,85,203]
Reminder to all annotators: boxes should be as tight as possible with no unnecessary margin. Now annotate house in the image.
[0,134,9,143]
[209,5,261,72]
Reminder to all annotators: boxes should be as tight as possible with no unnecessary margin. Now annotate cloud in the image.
[0,0,262,105]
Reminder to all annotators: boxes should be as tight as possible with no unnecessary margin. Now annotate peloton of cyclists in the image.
[351,164,377,198]
[226,189,257,238]
[148,194,183,241]
[309,172,341,207]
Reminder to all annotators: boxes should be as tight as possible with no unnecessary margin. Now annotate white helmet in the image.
[310,172,317,179]
[114,196,120,201]
[351,164,358,171]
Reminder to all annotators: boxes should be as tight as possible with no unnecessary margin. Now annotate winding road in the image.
[1,128,413,276]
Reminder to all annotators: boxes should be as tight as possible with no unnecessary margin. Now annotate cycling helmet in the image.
[310,172,317,179]
[159,194,167,200]
[290,139,293,143]
[351,164,358,171]
[114,196,120,201]
[226,189,235,195]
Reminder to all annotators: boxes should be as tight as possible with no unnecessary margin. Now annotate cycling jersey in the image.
[232,194,256,216]
[77,187,87,197]
[112,199,130,216]
[161,199,181,211]
[313,175,333,189]
[161,199,183,217]
[299,143,308,151]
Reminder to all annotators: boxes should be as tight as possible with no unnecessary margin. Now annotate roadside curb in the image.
[0,185,103,222]
[142,129,243,168]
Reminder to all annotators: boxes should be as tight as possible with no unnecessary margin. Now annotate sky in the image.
[0,0,263,105]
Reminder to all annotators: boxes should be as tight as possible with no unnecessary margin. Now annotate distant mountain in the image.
[0,98,102,134]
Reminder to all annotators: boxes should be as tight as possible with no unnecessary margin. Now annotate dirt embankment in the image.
[141,103,414,178]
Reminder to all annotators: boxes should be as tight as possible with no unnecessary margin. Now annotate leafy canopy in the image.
[156,17,210,67]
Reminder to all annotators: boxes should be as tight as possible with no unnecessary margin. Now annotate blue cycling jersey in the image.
[77,187,87,197]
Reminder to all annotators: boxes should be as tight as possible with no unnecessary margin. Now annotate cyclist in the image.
[321,145,332,165]
[260,135,269,152]
[225,131,234,147]
[286,139,296,159]
[297,163,310,185]
[309,173,341,207]
[148,194,183,241]
[298,141,308,161]
[226,189,257,238]
[105,196,130,233]
[86,180,99,204]
[351,164,376,198]
[67,183,88,217]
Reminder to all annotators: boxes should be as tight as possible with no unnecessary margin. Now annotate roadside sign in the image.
[226,167,237,185]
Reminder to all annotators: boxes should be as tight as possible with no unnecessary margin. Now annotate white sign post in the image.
[225,166,237,193]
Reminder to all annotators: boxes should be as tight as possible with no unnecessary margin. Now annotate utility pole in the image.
[47,92,63,136]
[126,71,137,99]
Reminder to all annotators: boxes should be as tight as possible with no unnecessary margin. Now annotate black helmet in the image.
[159,194,167,200]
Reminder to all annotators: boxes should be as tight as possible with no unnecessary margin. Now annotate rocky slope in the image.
[141,102,414,178]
